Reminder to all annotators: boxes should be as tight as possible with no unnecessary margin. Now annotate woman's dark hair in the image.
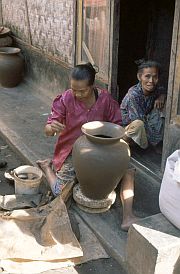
[71,63,98,85]
[135,59,161,74]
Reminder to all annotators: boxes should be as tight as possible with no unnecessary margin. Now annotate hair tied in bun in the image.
[134,58,146,65]
[86,62,99,74]
[136,60,161,74]
[93,64,99,74]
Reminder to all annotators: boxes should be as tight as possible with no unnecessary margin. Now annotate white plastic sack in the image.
[159,150,180,229]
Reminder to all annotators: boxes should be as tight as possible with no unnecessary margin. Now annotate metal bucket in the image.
[13,165,42,195]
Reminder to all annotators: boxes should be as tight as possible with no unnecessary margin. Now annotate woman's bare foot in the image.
[37,159,58,192]
[120,168,138,232]
[121,215,141,232]
[124,167,136,178]
[36,159,52,173]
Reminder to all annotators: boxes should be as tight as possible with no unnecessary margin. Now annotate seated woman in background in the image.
[120,60,166,151]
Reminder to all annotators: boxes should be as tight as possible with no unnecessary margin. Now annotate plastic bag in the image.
[159,150,180,229]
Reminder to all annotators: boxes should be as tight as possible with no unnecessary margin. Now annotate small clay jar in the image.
[72,121,130,200]
[0,47,24,87]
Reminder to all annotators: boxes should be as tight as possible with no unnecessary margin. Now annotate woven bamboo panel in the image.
[2,0,74,65]
[2,0,30,42]
[27,0,74,64]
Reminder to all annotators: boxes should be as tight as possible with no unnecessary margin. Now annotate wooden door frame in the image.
[75,0,121,95]
[108,0,120,100]
[162,0,180,169]
[0,0,2,25]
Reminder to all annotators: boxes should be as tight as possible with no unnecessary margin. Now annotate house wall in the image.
[1,0,75,96]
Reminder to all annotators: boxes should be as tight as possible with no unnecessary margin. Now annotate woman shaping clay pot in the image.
[37,63,139,231]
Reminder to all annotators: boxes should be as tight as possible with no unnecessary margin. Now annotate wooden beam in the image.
[77,0,83,64]
[82,41,95,65]
[24,0,33,45]
[0,0,2,26]
[171,44,180,120]
[108,0,120,100]
[162,0,180,169]
[72,0,77,66]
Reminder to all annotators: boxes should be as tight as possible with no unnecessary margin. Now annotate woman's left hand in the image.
[154,94,166,110]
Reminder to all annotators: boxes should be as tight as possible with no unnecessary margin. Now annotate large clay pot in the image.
[72,121,130,200]
[0,47,24,87]
[0,27,13,47]
[0,36,13,47]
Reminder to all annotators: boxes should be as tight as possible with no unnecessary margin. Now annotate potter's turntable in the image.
[73,184,116,213]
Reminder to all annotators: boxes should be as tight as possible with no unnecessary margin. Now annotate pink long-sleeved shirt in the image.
[47,88,122,171]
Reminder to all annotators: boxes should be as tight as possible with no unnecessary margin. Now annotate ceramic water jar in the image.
[0,47,24,87]
[72,121,130,200]
[0,27,13,47]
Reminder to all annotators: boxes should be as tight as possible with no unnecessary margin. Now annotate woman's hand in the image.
[45,121,65,136]
[50,120,65,134]
[154,94,166,110]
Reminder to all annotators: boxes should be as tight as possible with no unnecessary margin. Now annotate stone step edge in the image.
[72,205,128,272]
[0,119,38,166]
[130,156,162,183]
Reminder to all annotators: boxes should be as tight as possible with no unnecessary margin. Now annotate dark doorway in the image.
[117,0,175,176]
[118,0,149,102]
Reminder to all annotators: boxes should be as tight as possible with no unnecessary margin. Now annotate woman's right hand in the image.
[45,121,65,136]
[50,120,65,134]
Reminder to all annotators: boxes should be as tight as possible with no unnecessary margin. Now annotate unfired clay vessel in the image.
[72,121,130,200]
[0,47,24,87]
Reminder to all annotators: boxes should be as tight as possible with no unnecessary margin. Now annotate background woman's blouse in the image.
[120,83,165,126]
[47,89,122,171]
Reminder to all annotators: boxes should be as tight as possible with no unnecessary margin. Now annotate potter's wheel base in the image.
[77,203,111,213]
[73,184,116,213]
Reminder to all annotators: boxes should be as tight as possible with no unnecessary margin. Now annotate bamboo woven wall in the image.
[2,0,74,65]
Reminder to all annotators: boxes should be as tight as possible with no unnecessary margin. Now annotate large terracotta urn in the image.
[0,47,24,87]
[72,121,130,200]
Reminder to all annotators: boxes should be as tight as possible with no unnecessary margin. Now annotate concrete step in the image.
[127,213,180,274]
[131,156,162,183]
[131,163,161,215]
[72,202,128,271]
[71,196,150,273]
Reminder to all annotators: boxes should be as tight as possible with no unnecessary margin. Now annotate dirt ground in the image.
[0,136,126,274]
[0,138,23,196]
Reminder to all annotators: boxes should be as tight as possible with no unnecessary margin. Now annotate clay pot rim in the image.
[0,47,21,55]
[0,27,10,37]
[81,121,125,143]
